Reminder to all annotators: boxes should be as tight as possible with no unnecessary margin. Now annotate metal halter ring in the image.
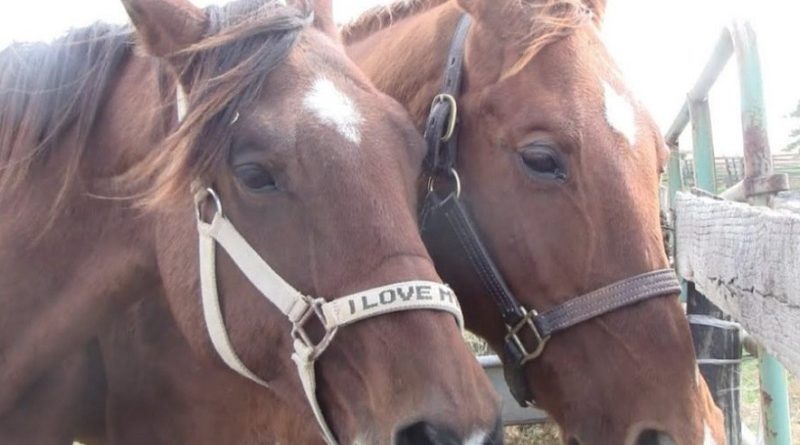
[427,168,462,199]
[432,93,458,142]
[291,297,339,360]
[195,187,224,222]
[505,308,550,364]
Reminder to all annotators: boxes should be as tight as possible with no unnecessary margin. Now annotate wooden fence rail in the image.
[675,192,800,376]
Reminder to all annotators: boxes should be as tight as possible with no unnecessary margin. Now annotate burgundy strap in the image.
[533,269,681,338]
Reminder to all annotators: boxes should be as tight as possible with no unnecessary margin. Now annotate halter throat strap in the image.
[195,188,462,445]
[420,14,681,407]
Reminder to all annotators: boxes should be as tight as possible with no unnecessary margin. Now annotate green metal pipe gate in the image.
[665,21,793,445]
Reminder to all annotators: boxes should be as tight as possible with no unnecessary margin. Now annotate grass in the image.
[505,424,562,444]
[739,355,800,444]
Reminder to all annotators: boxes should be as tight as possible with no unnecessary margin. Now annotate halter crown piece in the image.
[181,88,463,445]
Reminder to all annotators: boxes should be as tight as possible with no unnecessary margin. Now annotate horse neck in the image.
[346,2,462,128]
[0,50,166,420]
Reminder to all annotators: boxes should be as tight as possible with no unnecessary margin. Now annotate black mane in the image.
[0,23,132,197]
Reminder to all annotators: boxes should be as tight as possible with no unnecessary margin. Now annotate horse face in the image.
[452,0,725,442]
[123,0,501,443]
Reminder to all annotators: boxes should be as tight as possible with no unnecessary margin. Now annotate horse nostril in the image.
[394,421,445,445]
[567,437,581,445]
[394,420,502,445]
[635,429,677,445]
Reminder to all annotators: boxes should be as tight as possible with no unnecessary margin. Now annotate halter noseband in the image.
[195,188,462,445]
[180,92,463,445]
[420,14,681,406]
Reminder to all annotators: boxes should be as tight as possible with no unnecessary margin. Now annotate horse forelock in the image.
[343,0,592,75]
[0,0,313,215]
[503,0,594,75]
[127,0,313,209]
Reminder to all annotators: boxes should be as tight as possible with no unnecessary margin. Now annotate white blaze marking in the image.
[703,422,718,445]
[465,430,488,445]
[303,76,363,144]
[603,82,637,147]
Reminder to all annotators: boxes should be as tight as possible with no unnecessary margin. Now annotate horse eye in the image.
[520,145,568,182]
[234,164,277,192]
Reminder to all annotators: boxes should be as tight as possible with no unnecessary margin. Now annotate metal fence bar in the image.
[687,95,742,445]
[667,146,683,203]
[478,356,549,425]
[689,99,717,192]
[665,29,734,146]
[729,21,793,445]
[666,144,688,302]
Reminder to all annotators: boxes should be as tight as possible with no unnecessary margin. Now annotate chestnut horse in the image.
[344,0,725,444]
[0,0,501,443]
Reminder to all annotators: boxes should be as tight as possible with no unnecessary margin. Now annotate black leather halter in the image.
[420,14,681,406]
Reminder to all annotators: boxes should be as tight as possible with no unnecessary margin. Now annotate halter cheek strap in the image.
[176,86,189,122]
[195,188,463,445]
[421,13,682,407]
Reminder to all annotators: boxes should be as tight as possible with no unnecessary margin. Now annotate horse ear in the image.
[311,0,339,40]
[121,0,208,58]
[454,0,483,17]
[584,0,606,22]
[454,0,506,29]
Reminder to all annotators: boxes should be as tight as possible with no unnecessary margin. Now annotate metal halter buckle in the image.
[432,93,458,142]
[195,187,224,222]
[505,308,550,365]
[291,297,338,360]
[426,168,462,199]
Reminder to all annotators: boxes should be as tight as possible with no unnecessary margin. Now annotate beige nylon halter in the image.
[183,90,463,444]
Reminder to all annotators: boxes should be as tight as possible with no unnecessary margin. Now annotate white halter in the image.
[184,88,463,444]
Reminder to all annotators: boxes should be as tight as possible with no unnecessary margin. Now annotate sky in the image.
[1,0,799,156]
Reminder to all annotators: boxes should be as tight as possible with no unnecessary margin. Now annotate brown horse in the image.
[344,1,725,444]
[0,0,502,443]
